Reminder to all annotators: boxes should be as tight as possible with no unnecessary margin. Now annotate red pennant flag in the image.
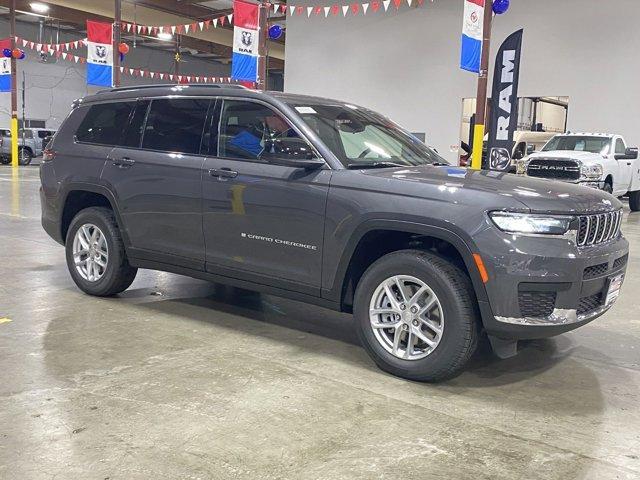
[393,0,401,8]
[313,5,322,15]
[205,19,212,28]
[417,0,424,4]
[190,22,197,30]
[295,5,304,15]
[220,15,226,26]
[331,4,340,15]
[372,1,380,11]
[350,3,360,14]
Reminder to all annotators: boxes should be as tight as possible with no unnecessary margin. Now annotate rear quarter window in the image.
[75,102,135,145]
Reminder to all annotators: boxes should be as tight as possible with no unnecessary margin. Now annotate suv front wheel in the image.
[354,250,479,382]
[65,207,137,296]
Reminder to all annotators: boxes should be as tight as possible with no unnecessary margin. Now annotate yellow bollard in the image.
[10,116,18,168]
[470,124,485,171]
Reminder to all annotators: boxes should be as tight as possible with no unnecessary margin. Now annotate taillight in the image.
[42,148,56,162]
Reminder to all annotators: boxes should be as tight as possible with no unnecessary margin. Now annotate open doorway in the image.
[458,96,569,167]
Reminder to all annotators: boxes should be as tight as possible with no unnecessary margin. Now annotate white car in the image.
[523,132,640,211]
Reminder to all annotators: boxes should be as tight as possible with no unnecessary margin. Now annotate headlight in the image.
[581,164,603,180]
[489,212,574,235]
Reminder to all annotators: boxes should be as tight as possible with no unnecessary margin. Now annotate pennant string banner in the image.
[43,49,236,84]
[15,36,87,52]
[121,13,233,35]
[280,0,432,17]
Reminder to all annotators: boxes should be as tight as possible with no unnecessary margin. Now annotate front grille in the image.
[518,291,557,318]
[613,254,628,271]
[584,262,608,279]
[527,158,581,180]
[578,293,603,316]
[576,211,622,247]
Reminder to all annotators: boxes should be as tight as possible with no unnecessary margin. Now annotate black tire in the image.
[18,148,32,166]
[354,249,479,382]
[603,182,613,195]
[629,190,640,212]
[0,156,9,165]
[65,207,137,296]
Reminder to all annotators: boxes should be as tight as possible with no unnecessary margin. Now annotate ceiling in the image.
[0,0,285,69]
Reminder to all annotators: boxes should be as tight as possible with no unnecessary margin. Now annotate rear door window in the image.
[122,101,150,148]
[75,102,136,145]
[141,98,209,154]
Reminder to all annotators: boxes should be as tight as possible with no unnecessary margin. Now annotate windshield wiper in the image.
[346,161,405,169]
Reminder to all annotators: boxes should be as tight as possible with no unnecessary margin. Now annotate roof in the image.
[558,132,615,138]
[77,84,349,108]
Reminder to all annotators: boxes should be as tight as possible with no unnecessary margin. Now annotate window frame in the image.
[614,137,626,155]
[212,97,326,166]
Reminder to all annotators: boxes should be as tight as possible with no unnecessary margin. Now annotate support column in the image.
[113,0,121,87]
[470,0,493,170]
[10,0,18,167]
[256,1,268,91]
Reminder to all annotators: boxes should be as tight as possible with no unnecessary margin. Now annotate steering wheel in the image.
[357,148,372,158]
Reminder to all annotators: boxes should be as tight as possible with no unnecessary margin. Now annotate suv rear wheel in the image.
[629,190,640,212]
[354,249,479,382]
[65,207,137,296]
[18,148,32,166]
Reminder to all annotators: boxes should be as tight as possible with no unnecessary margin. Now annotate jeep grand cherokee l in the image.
[39,85,629,382]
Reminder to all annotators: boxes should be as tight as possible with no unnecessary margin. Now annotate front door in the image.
[101,97,210,269]
[202,99,330,293]
[613,137,633,195]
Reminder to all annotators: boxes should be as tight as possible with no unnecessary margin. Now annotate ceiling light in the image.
[30,2,49,13]
[157,32,173,41]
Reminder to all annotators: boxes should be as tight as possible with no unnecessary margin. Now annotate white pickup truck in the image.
[523,132,640,211]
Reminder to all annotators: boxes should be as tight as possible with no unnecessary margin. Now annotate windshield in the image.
[542,136,611,154]
[288,102,448,168]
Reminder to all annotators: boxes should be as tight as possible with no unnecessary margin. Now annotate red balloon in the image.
[118,43,129,55]
[11,48,21,59]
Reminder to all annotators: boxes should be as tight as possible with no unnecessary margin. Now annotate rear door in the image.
[101,97,211,270]
[201,98,330,293]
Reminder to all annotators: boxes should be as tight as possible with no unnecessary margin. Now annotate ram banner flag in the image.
[86,20,113,87]
[487,29,524,171]
[231,0,259,83]
[460,0,484,73]
[0,38,11,92]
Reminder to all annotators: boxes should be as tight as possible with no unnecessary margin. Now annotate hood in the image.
[354,165,622,214]
[528,150,604,162]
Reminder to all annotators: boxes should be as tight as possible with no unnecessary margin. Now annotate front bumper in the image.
[475,223,629,340]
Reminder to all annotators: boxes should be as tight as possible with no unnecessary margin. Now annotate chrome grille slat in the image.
[576,210,622,247]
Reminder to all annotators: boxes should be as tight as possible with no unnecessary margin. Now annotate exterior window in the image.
[615,138,626,155]
[122,101,150,148]
[75,102,135,145]
[218,100,314,161]
[141,98,209,154]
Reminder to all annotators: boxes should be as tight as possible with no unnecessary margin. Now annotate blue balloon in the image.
[492,0,509,14]
[2,48,11,58]
[268,24,283,40]
[19,50,25,60]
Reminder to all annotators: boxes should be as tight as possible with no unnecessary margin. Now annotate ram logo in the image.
[241,31,253,48]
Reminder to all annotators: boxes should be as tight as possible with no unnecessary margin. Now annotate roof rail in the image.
[96,83,249,94]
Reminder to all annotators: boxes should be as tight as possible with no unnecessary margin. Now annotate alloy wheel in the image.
[369,275,444,360]
[72,223,109,282]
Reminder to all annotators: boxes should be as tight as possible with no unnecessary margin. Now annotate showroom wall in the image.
[0,19,230,129]
[284,0,640,161]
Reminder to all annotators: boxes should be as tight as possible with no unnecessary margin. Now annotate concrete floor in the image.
[1,166,639,480]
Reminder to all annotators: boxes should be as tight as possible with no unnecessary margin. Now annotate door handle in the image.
[112,156,135,168]
[209,168,238,179]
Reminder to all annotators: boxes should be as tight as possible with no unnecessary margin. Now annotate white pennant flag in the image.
[198,21,204,30]
[307,6,313,16]
[272,3,279,13]
[407,0,412,5]
[324,6,331,16]
[119,66,124,73]
[137,25,142,34]
[150,71,155,78]
[362,2,369,14]
[22,39,27,47]
[160,73,165,80]
[129,68,134,75]
[169,74,174,81]
[289,5,296,15]
[227,13,233,23]
[383,0,391,10]
[213,18,219,27]
[342,5,349,15]
[36,43,42,51]
[171,25,177,34]
[185,24,190,33]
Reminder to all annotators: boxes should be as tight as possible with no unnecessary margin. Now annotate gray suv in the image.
[39,85,629,381]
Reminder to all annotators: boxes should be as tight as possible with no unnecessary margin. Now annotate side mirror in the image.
[615,147,638,160]
[262,137,325,170]
[512,150,524,160]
